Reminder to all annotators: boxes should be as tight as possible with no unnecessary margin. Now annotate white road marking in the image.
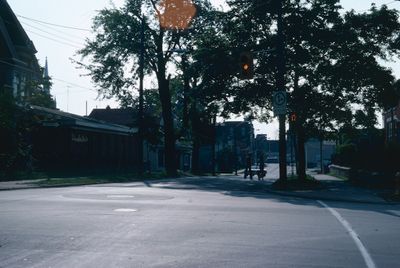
[317,200,376,268]
[114,208,138,212]
[107,195,134,198]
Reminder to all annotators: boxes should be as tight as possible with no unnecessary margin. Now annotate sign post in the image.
[273,91,287,116]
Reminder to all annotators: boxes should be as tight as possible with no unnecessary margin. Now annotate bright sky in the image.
[6,0,400,139]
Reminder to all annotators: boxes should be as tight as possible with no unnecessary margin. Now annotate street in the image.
[0,165,399,268]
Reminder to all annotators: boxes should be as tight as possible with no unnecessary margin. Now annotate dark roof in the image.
[89,107,137,126]
[30,105,137,135]
[0,0,37,56]
[0,0,41,85]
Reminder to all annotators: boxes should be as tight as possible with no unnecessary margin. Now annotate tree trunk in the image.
[297,123,307,180]
[211,114,216,176]
[182,54,189,132]
[158,77,177,176]
[154,28,177,177]
[320,135,323,174]
[293,69,306,180]
[191,134,200,174]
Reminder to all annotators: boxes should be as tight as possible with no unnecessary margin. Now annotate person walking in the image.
[258,152,266,180]
[244,154,252,179]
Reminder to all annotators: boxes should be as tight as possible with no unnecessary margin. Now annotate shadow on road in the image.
[141,175,400,218]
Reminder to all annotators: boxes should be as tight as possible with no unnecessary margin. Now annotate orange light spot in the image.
[158,0,197,30]
[243,64,249,71]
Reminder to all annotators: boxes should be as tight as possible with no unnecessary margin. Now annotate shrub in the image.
[333,143,357,167]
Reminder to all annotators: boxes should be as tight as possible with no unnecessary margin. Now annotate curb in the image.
[263,188,400,205]
[1,177,399,205]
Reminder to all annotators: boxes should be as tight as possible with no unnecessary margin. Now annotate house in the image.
[0,0,42,98]
[215,121,254,172]
[89,107,192,172]
[30,105,139,172]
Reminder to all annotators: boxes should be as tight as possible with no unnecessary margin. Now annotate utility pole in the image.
[182,53,189,131]
[212,114,217,176]
[277,0,287,181]
[138,16,145,174]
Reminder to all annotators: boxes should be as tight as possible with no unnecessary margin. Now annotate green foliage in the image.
[332,143,357,167]
[221,0,400,132]
[0,89,16,129]
[333,129,400,174]
[23,75,56,109]
[0,89,37,176]
[77,0,219,175]
[385,142,400,173]
[27,90,56,109]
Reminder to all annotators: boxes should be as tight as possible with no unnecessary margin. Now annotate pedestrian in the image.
[258,152,266,180]
[244,154,252,179]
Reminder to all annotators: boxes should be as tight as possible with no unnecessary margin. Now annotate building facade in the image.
[215,121,255,172]
[89,107,192,172]
[384,100,400,144]
[31,106,139,172]
[0,0,42,98]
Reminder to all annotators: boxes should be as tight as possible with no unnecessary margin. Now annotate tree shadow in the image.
[142,175,400,219]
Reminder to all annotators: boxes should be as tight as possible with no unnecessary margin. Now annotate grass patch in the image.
[0,171,49,182]
[33,171,171,187]
[381,193,400,202]
[328,172,349,181]
[272,175,323,191]
[35,177,108,187]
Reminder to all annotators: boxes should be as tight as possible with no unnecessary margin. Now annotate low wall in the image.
[331,164,394,189]
[329,164,351,179]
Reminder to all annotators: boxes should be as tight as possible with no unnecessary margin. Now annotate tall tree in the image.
[223,0,400,179]
[77,0,205,175]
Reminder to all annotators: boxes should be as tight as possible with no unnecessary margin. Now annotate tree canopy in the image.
[78,0,400,177]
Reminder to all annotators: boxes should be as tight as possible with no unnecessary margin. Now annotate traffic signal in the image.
[290,112,297,122]
[239,51,253,79]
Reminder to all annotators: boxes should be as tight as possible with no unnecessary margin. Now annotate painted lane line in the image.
[114,208,138,212]
[107,195,135,198]
[317,200,376,268]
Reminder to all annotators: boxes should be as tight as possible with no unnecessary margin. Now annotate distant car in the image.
[266,157,279,163]
[244,165,267,180]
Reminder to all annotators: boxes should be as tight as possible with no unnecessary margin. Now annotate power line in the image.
[25,29,82,48]
[19,17,88,41]
[0,59,97,93]
[21,21,85,46]
[52,77,98,92]
[356,0,399,13]
[17,14,91,32]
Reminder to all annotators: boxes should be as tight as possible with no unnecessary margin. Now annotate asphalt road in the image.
[0,167,399,267]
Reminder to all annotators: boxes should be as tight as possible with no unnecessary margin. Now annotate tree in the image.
[0,89,35,176]
[77,0,204,175]
[1,66,55,176]
[221,0,400,180]
[176,7,240,173]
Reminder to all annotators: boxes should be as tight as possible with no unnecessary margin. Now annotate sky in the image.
[6,0,400,139]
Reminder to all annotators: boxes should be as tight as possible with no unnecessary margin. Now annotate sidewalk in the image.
[0,174,398,205]
[266,173,398,205]
[0,179,43,191]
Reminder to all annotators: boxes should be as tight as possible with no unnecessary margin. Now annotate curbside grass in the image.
[271,174,324,191]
